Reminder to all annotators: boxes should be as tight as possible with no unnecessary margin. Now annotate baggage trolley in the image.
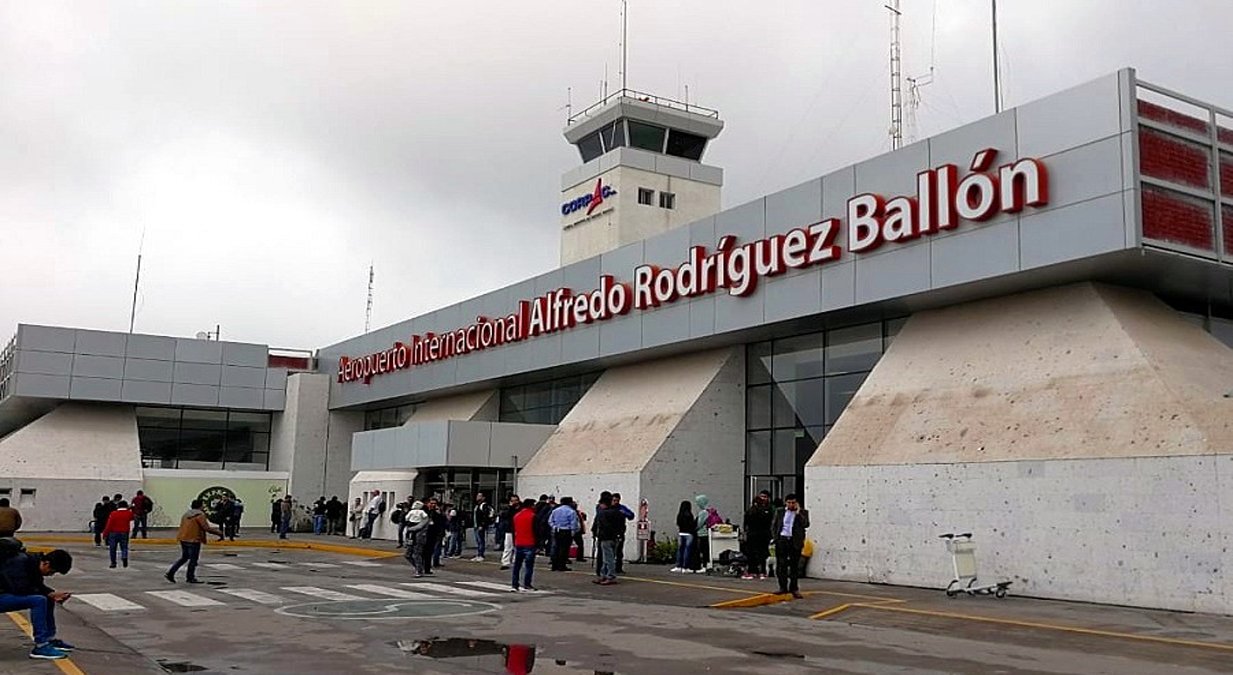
[939,532,1011,599]
[705,524,742,576]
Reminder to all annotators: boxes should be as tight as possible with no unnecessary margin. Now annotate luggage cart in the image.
[706,524,743,576]
[939,532,1011,599]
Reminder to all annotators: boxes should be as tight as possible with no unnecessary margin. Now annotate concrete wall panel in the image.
[124,358,174,383]
[74,330,127,357]
[171,383,219,407]
[173,362,222,386]
[16,350,73,376]
[13,373,71,398]
[72,354,124,380]
[121,380,172,405]
[222,365,267,389]
[219,386,264,409]
[1020,192,1126,270]
[174,339,223,364]
[1017,72,1121,158]
[854,243,931,304]
[69,377,123,401]
[222,342,266,367]
[125,334,176,361]
[930,219,1020,289]
[18,325,76,353]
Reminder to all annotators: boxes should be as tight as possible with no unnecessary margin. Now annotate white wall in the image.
[270,373,334,505]
[348,470,417,541]
[0,402,142,530]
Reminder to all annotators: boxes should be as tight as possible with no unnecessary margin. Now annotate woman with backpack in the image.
[693,495,722,573]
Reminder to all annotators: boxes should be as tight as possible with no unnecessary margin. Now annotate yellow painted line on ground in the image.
[809,603,856,620]
[836,603,1233,653]
[620,574,768,596]
[7,611,86,675]
[19,536,399,559]
[710,593,792,609]
[799,589,906,603]
[808,597,902,620]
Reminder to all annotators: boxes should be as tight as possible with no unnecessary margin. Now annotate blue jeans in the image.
[676,533,693,569]
[167,541,202,580]
[108,532,130,566]
[511,546,536,589]
[313,515,326,534]
[132,513,148,538]
[280,515,291,538]
[599,540,617,580]
[0,594,55,644]
[474,526,488,557]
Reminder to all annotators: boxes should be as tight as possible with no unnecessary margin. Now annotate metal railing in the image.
[567,88,719,125]
[0,332,16,402]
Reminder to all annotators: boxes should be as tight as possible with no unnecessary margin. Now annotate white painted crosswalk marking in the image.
[299,562,340,568]
[341,560,383,567]
[459,580,548,593]
[251,562,290,569]
[205,563,243,571]
[146,590,225,607]
[401,582,498,598]
[75,593,145,611]
[345,584,434,600]
[214,588,284,605]
[281,586,365,601]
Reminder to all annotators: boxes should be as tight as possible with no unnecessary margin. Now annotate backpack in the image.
[390,509,405,525]
[705,509,723,528]
[0,537,25,560]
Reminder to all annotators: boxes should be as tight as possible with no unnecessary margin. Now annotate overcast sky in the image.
[2,1,1231,350]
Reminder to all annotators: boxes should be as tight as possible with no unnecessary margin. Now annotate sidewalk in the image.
[20,530,400,559]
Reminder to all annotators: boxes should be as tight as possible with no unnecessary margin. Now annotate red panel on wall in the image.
[268,354,312,370]
[1225,205,1233,258]
[1139,127,1210,189]
[1141,186,1214,251]
[1221,152,1233,198]
[1138,100,1209,135]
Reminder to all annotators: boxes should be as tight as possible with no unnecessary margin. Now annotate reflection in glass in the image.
[826,323,883,374]
[772,333,824,381]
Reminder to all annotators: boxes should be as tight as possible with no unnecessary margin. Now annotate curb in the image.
[19,535,400,559]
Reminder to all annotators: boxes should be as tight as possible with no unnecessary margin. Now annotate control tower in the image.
[559,90,725,265]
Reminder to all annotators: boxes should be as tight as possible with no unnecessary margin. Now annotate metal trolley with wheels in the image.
[939,532,1011,599]
[705,524,744,576]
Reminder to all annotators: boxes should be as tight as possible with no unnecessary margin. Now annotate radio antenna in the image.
[887,0,903,150]
[619,0,628,91]
[127,228,145,334]
[992,0,1002,112]
[364,263,374,333]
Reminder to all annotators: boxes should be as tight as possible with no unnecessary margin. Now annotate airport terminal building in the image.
[3,68,1233,614]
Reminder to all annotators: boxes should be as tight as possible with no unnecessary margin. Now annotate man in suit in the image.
[771,493,810,599]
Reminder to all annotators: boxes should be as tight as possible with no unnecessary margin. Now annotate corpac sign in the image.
[339,149,1048,385]
[561,178,616,217]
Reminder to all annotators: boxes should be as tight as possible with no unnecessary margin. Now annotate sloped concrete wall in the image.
[0,402,143,530]
[406,390,497,423]
[520,348,743,560]
[805,282,1233,612]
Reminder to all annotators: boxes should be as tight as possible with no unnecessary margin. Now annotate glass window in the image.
[826,323,883,374]
[797,427,825,473]
[638,188,654,205]
[599,121,626,152]
[628,121,666,152]
[773,379,826,428]
[499,372,602,425]
[825,372,867,424]
[181,409,228,431]
[747,341,773,386]
[137,407,181,428]
[577,132,603,162]
[659,192,675,209]
[666,130,706,160]
[746,385,772,430]
[772,332,825,381]
[747,432,771,475]
[885,317,908,349]
[773,429,796,475]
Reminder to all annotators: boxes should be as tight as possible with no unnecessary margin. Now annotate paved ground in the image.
[3,532,1233,674]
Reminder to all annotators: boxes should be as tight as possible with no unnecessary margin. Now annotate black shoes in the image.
[164,573,175,583]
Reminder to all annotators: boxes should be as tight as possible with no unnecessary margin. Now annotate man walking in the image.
[278,495,293,539]
[325,496,344,535]
[772,494,810,599]
[510,498,539,592]
[0,544,75,660]
[471,492,495,561]
[422,498,446,574]
[312,497,328,535]
[592,493,625,585]
[92,495,113,547]
[611,493,635,574]
[742,490,773,580]
[548,497,579,572]
[0,497,22,538]
[402,501,430,577]
[165,499,222,584]
[214,496,235,542]
[270,498,280,534]
[101,500,133,569]
[498,494,520,570]
[129,490,153,539]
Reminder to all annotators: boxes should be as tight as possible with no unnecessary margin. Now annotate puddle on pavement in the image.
[752,649,805,659]
[397,637,617,674]
[158,661,207,673]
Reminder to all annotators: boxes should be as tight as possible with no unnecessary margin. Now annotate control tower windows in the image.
[599,121,626,153]
[638,188,654,205]
[577,131,604,163]
[666,130,707,160]
[659,191,676,209]
[628,121,667,152]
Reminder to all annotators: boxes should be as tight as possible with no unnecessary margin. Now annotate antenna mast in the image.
[364,263,374,333]
[992,0,1001,113]
[905,0,937,144]
[127,229,145,334]
[619,0,628,92]
[887,0,903,150]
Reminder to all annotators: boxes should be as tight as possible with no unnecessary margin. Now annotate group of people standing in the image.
[503,490,633,592]
[309,496,348,535]
[91,491,154,570]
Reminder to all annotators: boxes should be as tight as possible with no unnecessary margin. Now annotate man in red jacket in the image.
[510,499,539,593]
[101,501,134,569]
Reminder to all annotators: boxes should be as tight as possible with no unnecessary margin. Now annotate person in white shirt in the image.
[362,491,385,539]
